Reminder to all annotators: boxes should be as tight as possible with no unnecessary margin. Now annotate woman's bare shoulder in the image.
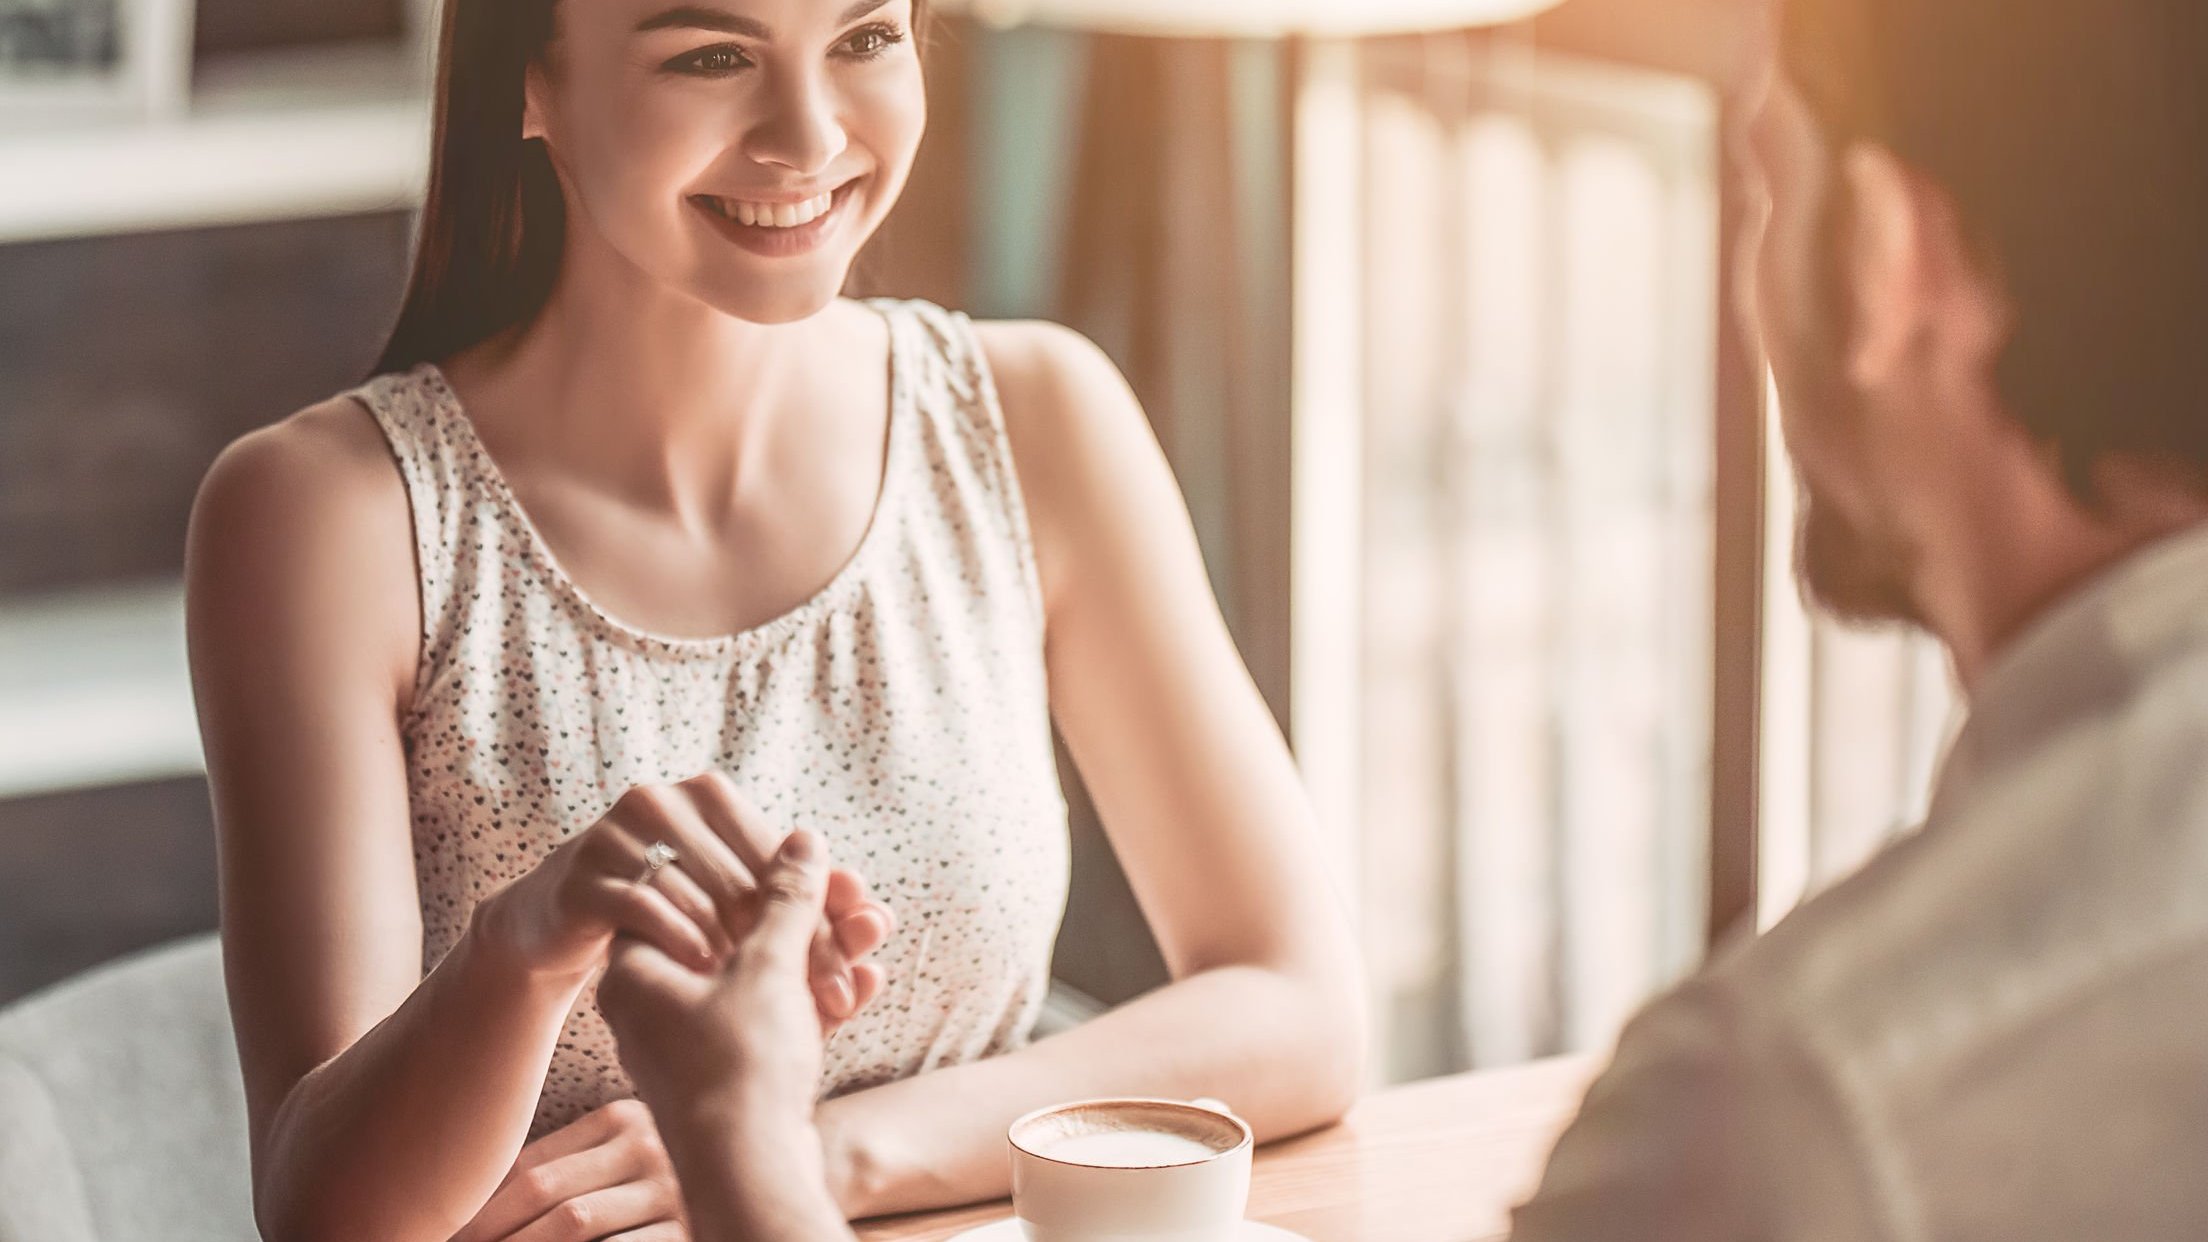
[187,393,419,701]
[968,320,1191,621]
[201,394,399,508]
[969,319,1145,461]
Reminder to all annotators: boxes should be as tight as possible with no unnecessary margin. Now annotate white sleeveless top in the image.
[347,299,1071,1139]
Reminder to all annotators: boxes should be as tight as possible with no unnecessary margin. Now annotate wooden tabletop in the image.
[854,1055,1601,1242]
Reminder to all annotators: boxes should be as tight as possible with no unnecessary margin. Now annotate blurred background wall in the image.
[0,0,1955,1083]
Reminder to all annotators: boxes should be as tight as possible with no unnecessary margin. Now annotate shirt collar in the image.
[1939,520,2208,798]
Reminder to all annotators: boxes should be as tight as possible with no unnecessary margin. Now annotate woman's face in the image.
[526,0,926,324]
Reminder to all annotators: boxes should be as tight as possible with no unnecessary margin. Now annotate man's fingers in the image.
[756,830,831,946]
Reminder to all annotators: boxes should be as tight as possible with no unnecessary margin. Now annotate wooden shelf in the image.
[0,581,201,801]
[0,42,432,246]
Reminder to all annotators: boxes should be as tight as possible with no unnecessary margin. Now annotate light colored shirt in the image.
[1514,524,2208,1241]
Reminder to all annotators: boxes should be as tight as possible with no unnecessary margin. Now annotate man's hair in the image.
[1781,0,2208,500]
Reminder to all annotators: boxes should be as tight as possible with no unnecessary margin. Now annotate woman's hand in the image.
[472,772,892,1026]
[449,1099,686,1242]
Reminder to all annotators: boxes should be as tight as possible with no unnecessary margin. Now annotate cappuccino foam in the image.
[1036,1129,1223,1168]
[1016,1101,1242,1169]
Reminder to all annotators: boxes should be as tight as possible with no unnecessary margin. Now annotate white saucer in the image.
[944,1220,1310,1242]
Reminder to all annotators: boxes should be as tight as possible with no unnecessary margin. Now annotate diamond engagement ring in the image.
[638,841,680,884]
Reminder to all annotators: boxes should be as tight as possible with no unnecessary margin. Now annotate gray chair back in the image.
[0,935,253,1242]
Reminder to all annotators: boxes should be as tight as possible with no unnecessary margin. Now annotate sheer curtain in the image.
[925,16,1949,1079]
[1345,34,1720,1079]
[952,24,1299,1009]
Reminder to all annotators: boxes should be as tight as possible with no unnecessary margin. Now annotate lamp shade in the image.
[941,0,1563,38]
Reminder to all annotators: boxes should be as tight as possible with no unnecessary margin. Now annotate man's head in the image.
[1737,0,2208,639]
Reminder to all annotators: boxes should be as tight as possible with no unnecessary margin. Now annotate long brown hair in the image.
[373,0,931,377]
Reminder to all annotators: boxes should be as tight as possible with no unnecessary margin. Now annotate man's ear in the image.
[522,60,551,143]
[1837,142,1926,391]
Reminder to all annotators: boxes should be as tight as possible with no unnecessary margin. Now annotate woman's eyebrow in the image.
[635,5,768,37]
[634,0,894,40]
[834,0,895,25]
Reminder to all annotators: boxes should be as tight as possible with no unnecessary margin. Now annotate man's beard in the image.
[1776,214,1928,628]
[1793,479,1925,626]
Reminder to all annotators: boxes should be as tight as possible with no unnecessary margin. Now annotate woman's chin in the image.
[699,269,855,326]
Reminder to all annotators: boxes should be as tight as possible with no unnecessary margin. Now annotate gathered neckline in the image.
[409,299,913,661]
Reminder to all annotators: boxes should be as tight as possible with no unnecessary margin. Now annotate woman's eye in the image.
[667,45,752,75]
[839,24,905,59]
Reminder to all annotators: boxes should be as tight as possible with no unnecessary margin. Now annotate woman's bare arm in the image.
[189,400,584,1242]
[813,323,1368,1218]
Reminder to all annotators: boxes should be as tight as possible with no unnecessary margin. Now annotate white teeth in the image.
[713,191,836,229]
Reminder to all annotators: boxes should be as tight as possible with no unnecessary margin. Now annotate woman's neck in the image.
[453,236,860,521]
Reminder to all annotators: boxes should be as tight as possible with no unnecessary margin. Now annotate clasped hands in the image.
[456,774,889,1242]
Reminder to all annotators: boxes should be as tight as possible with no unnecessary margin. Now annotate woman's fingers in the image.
[507,1178,681,1242]
[603,1224,689,1242]
[658,776,882,1019]
[637,861,733,961]
[671,773,886,932]
[497,1100,629,1184]
[825,866,871,921]
[676,773,783,879]
[601,937,713,1032]
[833,904,892,960]
[606,787,759,936]
[603,1227,688,1242]
[584,878,717,971]
[809,924,856,1023]
[827,869,895,956]
[459,1102,659,1242]
[817,963,884,1036]
[849,961,885,1013]
[680,779,857,1006]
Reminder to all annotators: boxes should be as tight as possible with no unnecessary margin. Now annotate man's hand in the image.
[598,830,860,1242]
[600,829,852,1122]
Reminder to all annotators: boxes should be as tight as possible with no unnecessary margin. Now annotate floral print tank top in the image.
[346,299,1071,1138]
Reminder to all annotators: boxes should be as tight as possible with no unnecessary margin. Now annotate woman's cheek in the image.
[846,62,928,169]
[582,116,719,233]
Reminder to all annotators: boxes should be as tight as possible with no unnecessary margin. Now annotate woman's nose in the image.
[745,71,849,176]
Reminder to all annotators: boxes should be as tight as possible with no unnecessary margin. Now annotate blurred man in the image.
[606,0,2208,1236]
[1513,0,2208,1235]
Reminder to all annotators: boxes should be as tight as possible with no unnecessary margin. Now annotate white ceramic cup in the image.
[1008,1097,1253,1242]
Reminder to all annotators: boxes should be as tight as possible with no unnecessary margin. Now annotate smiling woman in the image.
[186,0,1360,1239]
[378,0,932,369]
